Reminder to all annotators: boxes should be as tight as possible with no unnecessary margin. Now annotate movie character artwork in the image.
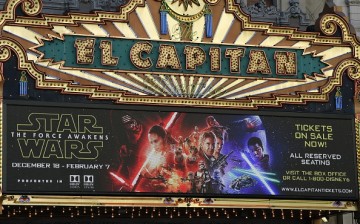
[108,112,276,195]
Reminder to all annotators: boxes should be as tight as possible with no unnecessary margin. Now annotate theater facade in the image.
[0,0,359,223]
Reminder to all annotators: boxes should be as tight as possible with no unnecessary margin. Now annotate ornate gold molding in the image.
[0,0,358,109]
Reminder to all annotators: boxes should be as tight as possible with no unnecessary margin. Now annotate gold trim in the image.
[164,2,207,23]
[1,195,358,211]
[0,0,358,109]
[356,118,360,195]
[0,38,357,109]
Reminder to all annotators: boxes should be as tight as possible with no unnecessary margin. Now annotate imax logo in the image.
[70,175,80,183]
[84,175,94,183]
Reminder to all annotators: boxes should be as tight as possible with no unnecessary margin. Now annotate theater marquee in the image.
[0,0,359,108]
[3,102,358,200]
[0,0,359,209]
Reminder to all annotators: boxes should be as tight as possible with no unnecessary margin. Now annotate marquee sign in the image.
[0,0,360,109]
[38,35,325,79]
[3,102,358,200]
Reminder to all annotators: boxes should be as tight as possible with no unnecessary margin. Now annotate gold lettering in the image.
[274,51,297,75]
[184,46,206,70]
[74,38,95,64]
[225,48,245,73]
[247,50,271,74]
[156,44,181,69]
[130,42,153,69]
[99,40,118,66]
[209,47,221,71]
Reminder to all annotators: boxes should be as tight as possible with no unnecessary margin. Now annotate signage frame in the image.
[2,100,358,201]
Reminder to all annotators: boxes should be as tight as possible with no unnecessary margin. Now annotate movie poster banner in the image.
[3,103,358,200]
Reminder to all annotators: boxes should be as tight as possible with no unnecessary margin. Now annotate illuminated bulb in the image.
[50,212,53,218]
[71,213,74,218]
[153,207,156,212]
[189,214,192,218]
[138,211,141,217]
[178,211,180,216]
[216,212,219,217]
[132,207,135,212]
[197,212,199,216]
[91,213,94,218]
[208,214,211,218]
[170,213,173,219]
[224,210,227,215]
[104,208,108,214]
[227,214,230,219]
[151,213,154,218]
[146,208,148,214]
[185,209,188,214]
[111,213,114,218]
[166,208,168,214]
[235,212,238,217]
[213,208,216,212]
[158,211,161,217]
[205,209,208,214]
[131,213,134,219]
[112,207,114,212]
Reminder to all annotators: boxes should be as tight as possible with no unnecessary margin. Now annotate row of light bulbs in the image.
[2,205,334,220]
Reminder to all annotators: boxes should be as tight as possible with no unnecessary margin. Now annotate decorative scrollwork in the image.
[0,0,42,27]
[320,14,360,58]
[335,58,360,81]
[0,38,43,78]
[0,45,11,61]
[21,0,42,16]
[164,1,207,23]
[320,15,341,36]
[318,59,360,96]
